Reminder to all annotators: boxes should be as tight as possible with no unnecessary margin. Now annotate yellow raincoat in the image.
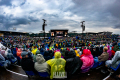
[52,46,54,49]
[56,43,58,47]
[74,46,75,48]
[49,47,52,50]
[31,48,38,55]
[75,50,80,57]
[47,52,66,79]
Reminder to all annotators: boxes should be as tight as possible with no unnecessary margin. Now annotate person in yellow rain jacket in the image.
[46,52,66,79]
[49,47,52,50]
[75,49,80,57]
[56,43,58,48]
[31,47,38,55]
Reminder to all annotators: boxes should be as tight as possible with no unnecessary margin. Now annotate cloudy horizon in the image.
[0,0,120,34]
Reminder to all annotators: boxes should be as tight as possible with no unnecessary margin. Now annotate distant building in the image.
[98,31,113,35]
[0,31,28,36]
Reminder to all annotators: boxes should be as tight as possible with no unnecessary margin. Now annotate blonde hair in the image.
[104,47,108,52]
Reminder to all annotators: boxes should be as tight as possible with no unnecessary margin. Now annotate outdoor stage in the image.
[50,29,68,37]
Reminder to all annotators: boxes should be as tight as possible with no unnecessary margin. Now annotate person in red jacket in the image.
[111,47,115,56]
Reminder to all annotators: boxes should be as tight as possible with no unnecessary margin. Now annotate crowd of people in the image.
[0,35,120,79]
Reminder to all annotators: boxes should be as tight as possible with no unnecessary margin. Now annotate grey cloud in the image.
[0,14,39,30]
[106,0,120,19]
[20,0,26,6]
[10,17,39,26]
[28,17,39,22]
[0,0,120,34]
[68,0,120,29]
[0,0,12,6]
[114,24,120,29]
[47,19,79,30]
[42,13,59,19]
[0,15,5,23]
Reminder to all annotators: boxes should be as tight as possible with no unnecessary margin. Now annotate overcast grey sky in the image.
[0,0,120,34]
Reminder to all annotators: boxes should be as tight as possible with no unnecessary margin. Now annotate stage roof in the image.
[50,29,68,31]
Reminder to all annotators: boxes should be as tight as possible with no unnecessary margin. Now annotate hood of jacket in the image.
[54,52,61,59]
[81,49,91,57]
[36,54,45,64]
[68,50,76,58]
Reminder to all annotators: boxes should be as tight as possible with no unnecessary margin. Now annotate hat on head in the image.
[21,51,28,57]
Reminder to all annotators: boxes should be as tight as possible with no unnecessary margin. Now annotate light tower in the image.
[42,19,47,39]
[80,21,85,39]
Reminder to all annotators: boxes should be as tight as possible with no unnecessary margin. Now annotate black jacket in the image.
[21,58,35,71]
[92,47,101,57]
[99,47,103,55]
[64,50,69,60]
[95,47,101,57]
[43,51,51,61]
[65,50,83,77]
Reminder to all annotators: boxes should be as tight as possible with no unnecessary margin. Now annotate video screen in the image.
[56,31,63,34]
[51,32,54,36]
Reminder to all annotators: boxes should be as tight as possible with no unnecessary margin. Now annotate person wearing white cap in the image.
[77,49,82,56]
